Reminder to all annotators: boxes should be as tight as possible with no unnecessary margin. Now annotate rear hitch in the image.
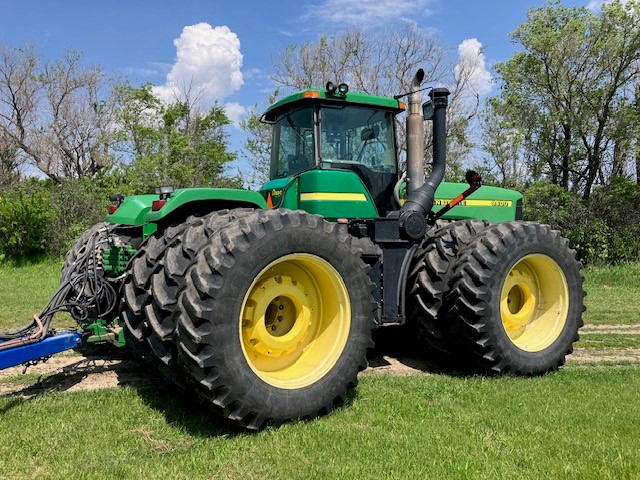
[0,331,83,370]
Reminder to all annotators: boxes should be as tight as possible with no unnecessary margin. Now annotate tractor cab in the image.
[261,85,405,215]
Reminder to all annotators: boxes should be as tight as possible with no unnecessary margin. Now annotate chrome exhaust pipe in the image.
[405,68,425,195]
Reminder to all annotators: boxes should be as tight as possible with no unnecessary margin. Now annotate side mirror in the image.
[422,100,434,121]
[360,126,378,141]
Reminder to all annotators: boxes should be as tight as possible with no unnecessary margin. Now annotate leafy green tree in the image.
[478,98,529,189]
[487,0,640,198]
[114,84,240,193]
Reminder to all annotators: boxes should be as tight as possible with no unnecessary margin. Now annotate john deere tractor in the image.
[0,69,584,429]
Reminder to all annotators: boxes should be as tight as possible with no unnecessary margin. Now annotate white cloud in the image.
[588,0,605,10]
[588,0,632,11]
[224,102,248,126]
[244,67,267,81]
[153,23,243,109]
[301,0,432,27]
[454,38,493,98]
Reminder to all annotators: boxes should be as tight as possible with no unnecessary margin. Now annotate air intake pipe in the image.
[397,86,451,239]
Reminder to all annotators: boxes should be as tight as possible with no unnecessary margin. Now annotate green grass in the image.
[583,263,640,324]
[1,369,639,479]
[0,258,64,331]
[577,333,640,350]
[0,372,44,387]
[0,260,639,479]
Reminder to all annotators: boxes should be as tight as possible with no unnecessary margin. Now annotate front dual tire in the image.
[446,222,585,375]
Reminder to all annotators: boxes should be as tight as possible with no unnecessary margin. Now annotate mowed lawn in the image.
[583,263,640,324]
[0,258,636,331]
[0,260,639,479]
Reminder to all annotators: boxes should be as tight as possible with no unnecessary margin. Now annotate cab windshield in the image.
[319,105,396,174]
[270,106,315,180]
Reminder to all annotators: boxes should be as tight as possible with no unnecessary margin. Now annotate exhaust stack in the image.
[406,69,425,195]
[397,85,451,239]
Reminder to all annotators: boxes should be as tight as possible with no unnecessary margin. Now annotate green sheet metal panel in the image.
[432,182,523,223]
[260,174,521,223]
[144,188,268,223]
[106,194,157,225]
[260,170,378,218]
[296,170,378,219]
[260,177,300,210]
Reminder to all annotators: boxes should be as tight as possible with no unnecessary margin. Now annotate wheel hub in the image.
[239,254,351,389]
[501,267,538,336]
[264,296,297,337]
[242,275,313,357]
[500,254,569,352]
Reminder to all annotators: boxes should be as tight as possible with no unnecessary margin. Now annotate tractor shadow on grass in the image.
[132,327,477,437]
[0,346,244,436]
[135,384,249,437]
[0,328,472,434]
[0,346,162,399]
[368,325,471,377]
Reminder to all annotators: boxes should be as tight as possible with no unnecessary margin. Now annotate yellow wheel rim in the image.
[239,254,350,389]
[500,254,569,352]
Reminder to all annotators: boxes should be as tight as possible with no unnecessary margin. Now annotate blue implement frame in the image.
[0,332,83,370]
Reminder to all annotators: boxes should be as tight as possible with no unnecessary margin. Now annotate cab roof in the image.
[262,89,406,122]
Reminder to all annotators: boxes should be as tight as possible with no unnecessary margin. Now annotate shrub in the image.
[47,178,111,256]
[565,218,613,265]
[522,181,587,231]
[590,177,640,231]
[523,179,640,265]
[0,184,55,259]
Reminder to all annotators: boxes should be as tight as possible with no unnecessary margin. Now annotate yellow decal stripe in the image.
[300,192,368,202]
[433,199,513,207]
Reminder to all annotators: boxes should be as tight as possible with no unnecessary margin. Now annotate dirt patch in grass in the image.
[580,324,640,335]
[568,348,640,364]
[1,323,639,396]
[0,352,162,396]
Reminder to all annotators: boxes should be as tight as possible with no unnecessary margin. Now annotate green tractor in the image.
[0,69,584,429]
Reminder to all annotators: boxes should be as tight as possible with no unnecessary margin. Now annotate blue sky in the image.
[0,0,598,170]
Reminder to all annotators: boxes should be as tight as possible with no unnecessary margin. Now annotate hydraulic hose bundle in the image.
[0,226,120,352]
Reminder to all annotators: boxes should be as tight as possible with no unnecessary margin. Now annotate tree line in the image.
[480,0,640,198]
[0,47,240,259]
[0,46,238,191]
[0,0,638,264]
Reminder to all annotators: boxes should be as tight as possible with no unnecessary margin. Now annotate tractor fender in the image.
[106,188,268,227]
[145,188,268,225]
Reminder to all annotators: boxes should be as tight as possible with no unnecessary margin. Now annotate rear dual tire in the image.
[145,209,255,367]
[174,210,376,429]
[121,210,253,383]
